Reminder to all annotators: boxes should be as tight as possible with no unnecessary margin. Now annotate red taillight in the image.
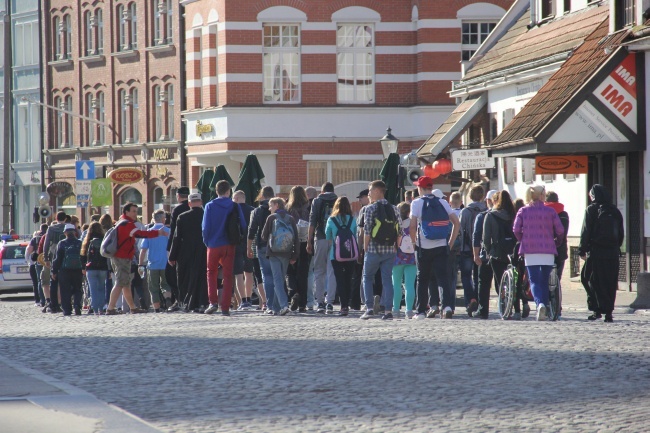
[0,249,4,274]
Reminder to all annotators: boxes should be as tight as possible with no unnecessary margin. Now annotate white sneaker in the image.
[406,310,415,319]
[204,304,218,315]
[413,313,426,320]
[536,304,547,321]
[279,306,290,316]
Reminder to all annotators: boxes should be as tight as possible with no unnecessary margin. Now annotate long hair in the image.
[81,222,105,256]
[286,186,308,213]
[99,214,113,231]
[331,196,352,218]
[494,190,516,219]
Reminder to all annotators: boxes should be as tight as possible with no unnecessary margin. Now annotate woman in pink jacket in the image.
[513,185,565,321]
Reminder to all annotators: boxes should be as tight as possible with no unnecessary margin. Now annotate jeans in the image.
[307,254,315,307]
[415,246,451,314]
[392,264,416,312]
[207,244,236,312]
[58,270,83,315]
[86,270,106,313]
[459,253,478,306]
[526,265,553,307]
[312,239,331,304]
[363,252,396,312]
[257,247,278,311]
[331,260,355,309]
[34,264,45,305]
[269,256,290,312]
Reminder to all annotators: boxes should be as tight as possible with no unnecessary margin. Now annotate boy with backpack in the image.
[306,182,338,313]
[360,180,401,320]
[51,224,84,316]
[261,197,300,316]
[42,211,69,313]
[409,176,460,320]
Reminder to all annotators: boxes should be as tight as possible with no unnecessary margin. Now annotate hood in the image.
[259,199,270,209]
[589,184,611,204]
[544,201,565,214]
[490,209,512,221]
[318,192,337,201]
[467,201,487,212]
[212,197,235,209]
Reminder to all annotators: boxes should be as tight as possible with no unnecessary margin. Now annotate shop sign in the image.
[594,53,637,133]
[196,120,213,135]
[46,181,73,198]
[535,155,588,175]
[153,148,170,161]
[451,149,495,171]
[108,168,144,184]
[91,178,113,206]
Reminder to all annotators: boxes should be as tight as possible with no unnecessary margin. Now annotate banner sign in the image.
[535,155,588,175]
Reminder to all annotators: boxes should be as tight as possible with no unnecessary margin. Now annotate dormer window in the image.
[617,0,636,28]
[540,0,554,19]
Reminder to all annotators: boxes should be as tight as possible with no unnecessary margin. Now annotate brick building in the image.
[180,0,512,197]
[42,0,184,221]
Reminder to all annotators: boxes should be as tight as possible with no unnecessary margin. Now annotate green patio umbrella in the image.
[235,154,265,206]
[380,153,401,205]
[195,168,214,204]
[209,165,235,200]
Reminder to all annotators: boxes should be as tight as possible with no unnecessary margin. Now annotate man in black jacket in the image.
[169,193,208,312]
[167,186,190,311]
[578,184,624,323]
[51,224,83,316]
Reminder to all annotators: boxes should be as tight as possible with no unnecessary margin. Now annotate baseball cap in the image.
[64,224,76,232]
[177,186,190,195]
[486,190,498,200]
[356,189,369,198]
[432,189,444,198]
[188,193,202,201]
[413,176,434,188]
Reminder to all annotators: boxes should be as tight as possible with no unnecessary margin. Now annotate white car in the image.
[0,240,33,294]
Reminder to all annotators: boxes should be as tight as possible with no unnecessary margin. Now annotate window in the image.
[64,15,72,59]
[208,24,218,106]
[307,160,382,186]
[54,96,63,147]
[193,29,202,107]
[97,91,105,144]
[617,0,636,28]
[542,174,554,182]
[65,95,73,146]
[153,0,173,45]
[85,11,93,55]
[118,5,126,50]
[522,158,535,183]
[262,24,300,103]
[96,9,104,54]
[130,3,137,48]
[153,187,164,210]
[85,93,94,145]
[166,0,173,44]
[563,0,571,14]
[154,85,162,141]
[118,4,136,51]
[120,188,142,217]
[337,24,374,103]
[53,16,61,59]
[14,21,38,66]
[119,89,127,143]
[461,22,496,61]
[167,84,174,139]
[540,0,554,19]
[504,158,517,184]
[132,89,138,143]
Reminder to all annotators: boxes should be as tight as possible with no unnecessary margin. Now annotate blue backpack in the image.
[270,213,295,254]
[420,196,450,241]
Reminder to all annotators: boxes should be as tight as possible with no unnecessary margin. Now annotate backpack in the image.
[100,220,130,258]
[270,213,295,254]
[318,198,336,230]
[87,237,107,268]
[371,203,399,246]
[332,216,359,262]
[226,204,244,245]
[48,228,67,257]
[592,204,622,247]
[492,215,517,262]
[460,206,481,249]
[396,226,416,265]
[420,196,450,241]
[61,239,83,270]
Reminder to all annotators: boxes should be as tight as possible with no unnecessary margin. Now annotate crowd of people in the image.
[23,177,624,322]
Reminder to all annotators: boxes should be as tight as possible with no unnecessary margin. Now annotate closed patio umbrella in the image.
[209,165,235,200]
[235,154,265,206]
[195,168,214,204]
[380,153,401,205]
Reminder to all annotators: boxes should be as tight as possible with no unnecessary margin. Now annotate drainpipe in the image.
[179,3,187,187]
[2,0,12,232]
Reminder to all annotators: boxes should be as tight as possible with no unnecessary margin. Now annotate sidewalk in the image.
[0,355,162,433]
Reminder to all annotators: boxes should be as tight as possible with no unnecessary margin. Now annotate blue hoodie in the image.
[202,197,247,248]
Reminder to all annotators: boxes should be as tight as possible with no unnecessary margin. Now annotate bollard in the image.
[630,272,650,309]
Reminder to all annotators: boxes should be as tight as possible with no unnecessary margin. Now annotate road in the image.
[0,294,649,433]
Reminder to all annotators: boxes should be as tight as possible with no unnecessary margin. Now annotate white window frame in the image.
[65,95,73,145]
[167,84,174,139]
[86,93,94,145]
[119,89,127,143]
[64,15,72,59]
[85,10,93,56]
[96,9,104,54]
[336,23,375,104]
[118,5,126,51]
[97,91,105,145]
[130,3,137,49]
[461,21,497,61]
[262,23,301,104]
[154,85,162,142]
[132,88,139,143]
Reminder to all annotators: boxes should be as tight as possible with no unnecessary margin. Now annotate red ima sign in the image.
[594,54,637,133]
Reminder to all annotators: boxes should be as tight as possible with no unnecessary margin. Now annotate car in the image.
[0,240,33,294]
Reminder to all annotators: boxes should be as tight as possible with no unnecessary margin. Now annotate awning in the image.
[486,21,644,157]
[417,93,486,159]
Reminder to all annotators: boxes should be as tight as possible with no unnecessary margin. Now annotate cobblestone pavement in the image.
[1,298,650,433]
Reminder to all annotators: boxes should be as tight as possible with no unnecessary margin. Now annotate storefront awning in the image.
[417,94,486,159]
[486,21,644,157]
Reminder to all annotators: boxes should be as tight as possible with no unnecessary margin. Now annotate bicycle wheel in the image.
[548,267,560,321]
[498,267,516,319]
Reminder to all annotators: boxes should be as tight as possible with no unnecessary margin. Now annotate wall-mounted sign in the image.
[594,53,637,133]
[153,148,170,161]
[108,168,144,184]
[46,181,73,198]
[535,155,588,175]
[196,120,213,135]
[451,149,495,171]
[91,178,113,206]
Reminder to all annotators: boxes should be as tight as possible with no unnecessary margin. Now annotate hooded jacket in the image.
[248,200,271,248]
[545,201,570,261]
[578,184,624,254]
[309,192,338,240]
[459,201,487,253]
[202,196,247,248]
[513,200,565,255]
[482,209,514,259]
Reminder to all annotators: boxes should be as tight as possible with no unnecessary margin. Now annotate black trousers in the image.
[581,247,619,314]
[29,264,41,304]
[58,270,83,315]
[287,242,311,308]
[415,246,451,314]
[331,260,355,309]
[350,261,363,310]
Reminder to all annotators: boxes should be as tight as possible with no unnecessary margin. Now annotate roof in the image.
[489,17,631,149]
[460,3,609,83]
[416,94,486,158]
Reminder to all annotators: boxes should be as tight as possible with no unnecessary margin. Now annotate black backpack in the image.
[492,215,516,262]
[592,204,622,247]
[318,198,336,230]
[87,237,107,268]
[61,239,83,270]
[461,207,481,250]
[226,204,244,245]
[371,203,399,246]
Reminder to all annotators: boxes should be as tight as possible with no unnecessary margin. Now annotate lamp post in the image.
[379,127,399,159]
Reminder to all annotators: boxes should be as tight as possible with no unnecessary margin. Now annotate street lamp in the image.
[379,127,399,158]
